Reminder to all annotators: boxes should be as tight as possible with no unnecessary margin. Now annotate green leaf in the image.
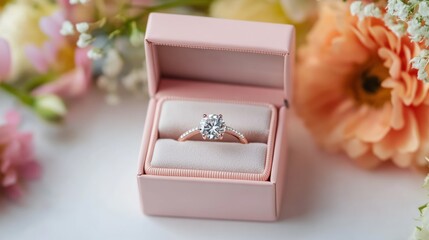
[22,73,56,91]
[419,203,428,215]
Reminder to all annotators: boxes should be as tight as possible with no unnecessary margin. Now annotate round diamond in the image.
[199,114,226,140]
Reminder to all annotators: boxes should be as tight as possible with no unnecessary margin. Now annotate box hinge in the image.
[284,99,290,109]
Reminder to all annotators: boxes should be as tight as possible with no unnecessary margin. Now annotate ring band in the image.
[178,114,248,144]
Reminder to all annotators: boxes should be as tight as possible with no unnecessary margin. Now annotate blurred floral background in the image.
[1,0,429,238]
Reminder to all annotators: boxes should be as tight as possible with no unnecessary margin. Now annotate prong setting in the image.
[199,114,226,140]
[178,113,248,144]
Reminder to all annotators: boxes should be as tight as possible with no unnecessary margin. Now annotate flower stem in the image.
[22,73,55,92]
[0,83,35,107]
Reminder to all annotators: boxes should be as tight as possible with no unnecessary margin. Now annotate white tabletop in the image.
[0,91,426,240]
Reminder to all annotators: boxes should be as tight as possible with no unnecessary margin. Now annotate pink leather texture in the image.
[156,78,285,107]
[144,13,295,101]
[138,175,277,221]
[137,104,288,221]
[157,46,284,88]
[137,13,295,221]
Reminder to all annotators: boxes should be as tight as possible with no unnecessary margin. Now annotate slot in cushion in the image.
[146,98,276,178]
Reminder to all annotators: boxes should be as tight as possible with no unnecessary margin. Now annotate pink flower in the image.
[0,38,11,81]
[295,2,429,170]
[0,111,41,200]
[57,0,95,23]
[24,10,92,98]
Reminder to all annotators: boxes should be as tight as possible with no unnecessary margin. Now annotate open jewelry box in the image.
[137,13,295,221]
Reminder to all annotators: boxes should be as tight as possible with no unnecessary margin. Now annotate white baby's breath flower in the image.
[407,17,425,43]
[421,206,429,235]
[106,94,120,105]
[409,19,429,47]
[411,227,429,240]
[418,69,429,82]
[411,50,429,69]
[102,49,123,77]
[350,1,363,17]
[386,0,396,16]
[411,50,429,82]
[384,14,407,37]
[387,0,412,21]
[97,75,120,105]
[87,47,103,60]
[97,75,117,92]
[350,1,382,20]
[77,33,92,48]
[122,68,147,93]
[391,22,407,36]
[60,21,74,36]
[363,3,382,19]
[76,22,89,33]
[419,2,429,18]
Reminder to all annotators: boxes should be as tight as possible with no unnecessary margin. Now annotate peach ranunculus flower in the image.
[295,1,429,169]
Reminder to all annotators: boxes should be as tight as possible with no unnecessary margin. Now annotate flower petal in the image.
[32,68,90,98]
[5,110,20,127]
[373,110,419,162]
[18,161,41,181]
[42,41,59,66]
[379,48,401,79]
[39,12,65,44]
[392,152,413,168]
[4,185,23,201]
[354,152,382,168]
[24,45,49,73]
[0,38,11,80]
[354,103,392,142]
[390,91,404,130]
[2,169,17,186]
[343,138,369,158]
[399,72,418,106]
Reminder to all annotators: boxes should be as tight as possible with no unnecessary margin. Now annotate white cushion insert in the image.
[151,139,267,173]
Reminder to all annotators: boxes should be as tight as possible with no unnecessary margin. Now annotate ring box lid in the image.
[145,13,295,105]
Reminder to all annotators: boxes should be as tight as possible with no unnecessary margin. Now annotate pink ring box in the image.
[137,13,295,221]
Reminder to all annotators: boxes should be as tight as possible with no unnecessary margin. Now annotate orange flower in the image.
[295,2,429,169]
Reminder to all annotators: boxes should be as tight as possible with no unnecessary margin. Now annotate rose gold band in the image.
[178,127,249,144]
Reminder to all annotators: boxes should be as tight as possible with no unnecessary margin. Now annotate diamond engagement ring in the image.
[178,114,248,144]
